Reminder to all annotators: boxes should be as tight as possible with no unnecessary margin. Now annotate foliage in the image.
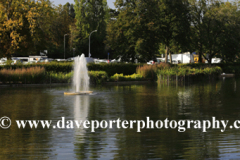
[187,0,240,63]
[109,73,144,82]
[0,66,45,83]
[46,70,108,84]
[47,71,72,83]
[0,0,55,57]
[0,62,139,76]
[49,2,75,58]
[1,0,240,64]
[136,63,171,79]
[157,66,222,77]
[0,67,108,84]
[88,70,108,84]
[0,62,73,73]
[106,0,165,62]
[87,63,139,76]
[74,0,109,58]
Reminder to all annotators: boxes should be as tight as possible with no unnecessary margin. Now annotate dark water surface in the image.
[1,78,240,159]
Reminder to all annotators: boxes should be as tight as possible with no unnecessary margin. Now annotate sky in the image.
[52,0,116,9]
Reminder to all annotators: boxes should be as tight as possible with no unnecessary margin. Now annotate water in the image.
[0,78,240,159]
[72,54,89,92]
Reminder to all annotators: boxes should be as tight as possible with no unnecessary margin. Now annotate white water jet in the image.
[72,54,89,92]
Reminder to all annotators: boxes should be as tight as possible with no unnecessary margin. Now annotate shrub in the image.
[47,72,72,83]
[47,70,108,84]
[89,71,108,84]
[87,63,139,76]
[110,73,144,81]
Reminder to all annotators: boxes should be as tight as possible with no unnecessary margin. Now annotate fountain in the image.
[64,54,93,95]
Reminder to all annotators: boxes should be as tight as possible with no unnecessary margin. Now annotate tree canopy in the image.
[1,0,240,63]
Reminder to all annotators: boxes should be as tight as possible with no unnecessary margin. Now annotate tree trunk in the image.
[165,46,169,63]
[169,51,172,64]
[198,43,202,63]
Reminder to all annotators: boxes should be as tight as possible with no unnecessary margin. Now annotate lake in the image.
[0,78,240,159]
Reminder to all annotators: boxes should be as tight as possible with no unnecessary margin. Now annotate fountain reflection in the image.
[73,95,89,140]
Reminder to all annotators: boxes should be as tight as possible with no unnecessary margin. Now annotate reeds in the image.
[0,67,45,83]
[136,63,171,80]
[157,66,222,83]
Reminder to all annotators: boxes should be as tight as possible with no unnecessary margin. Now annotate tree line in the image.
[1,0,240,63]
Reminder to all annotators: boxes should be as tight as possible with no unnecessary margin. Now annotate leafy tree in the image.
[212,1,240,63]
[156,0,190,63]
[188,0,240,63]
[74,0,108,58]
[106,0,190,63]
[49,2,75,58]
[105,0,139,62]
[106,0,163,62]
[0,0,54,58]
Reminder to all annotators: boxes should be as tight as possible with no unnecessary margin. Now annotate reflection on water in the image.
[1,78,240,159]
[74,95,89,138]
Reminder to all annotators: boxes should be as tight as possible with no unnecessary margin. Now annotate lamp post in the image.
[89,30,97,57]
[64,34,68,59]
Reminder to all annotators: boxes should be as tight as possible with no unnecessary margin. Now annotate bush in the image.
[87,63,139,76]
[89,71,108,84]
[47,70,108,84]
[110,73,144,81]
[47,72,72,83]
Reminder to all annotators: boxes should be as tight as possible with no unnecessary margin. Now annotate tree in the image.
[105,0,190,63]
[209,1,240,63]
[0,0,54,58]
[188,0,240,63]
[49,2,75,58]
[156,0,190,63]
[74,0,108,58]
[106,0,165,62]
[105,0,139,62]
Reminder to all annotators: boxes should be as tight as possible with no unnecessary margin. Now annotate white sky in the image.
[52,0,116,9]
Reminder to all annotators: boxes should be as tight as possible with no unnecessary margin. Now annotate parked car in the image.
[147,60,155,65]
[0,58,7,65]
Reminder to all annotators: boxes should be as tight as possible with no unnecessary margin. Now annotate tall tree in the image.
[0,0,54,57]
[156,0,190,63]
[74,0,108,58]
[106,0,164,62]
[49,2,75,58]
[106,0,190,63]
[106,0,139,62]
[188,0,240,63]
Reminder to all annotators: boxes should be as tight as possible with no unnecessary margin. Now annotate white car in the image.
[0,58,7,65]
[94,59,109,63]
[147,60,155,65]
